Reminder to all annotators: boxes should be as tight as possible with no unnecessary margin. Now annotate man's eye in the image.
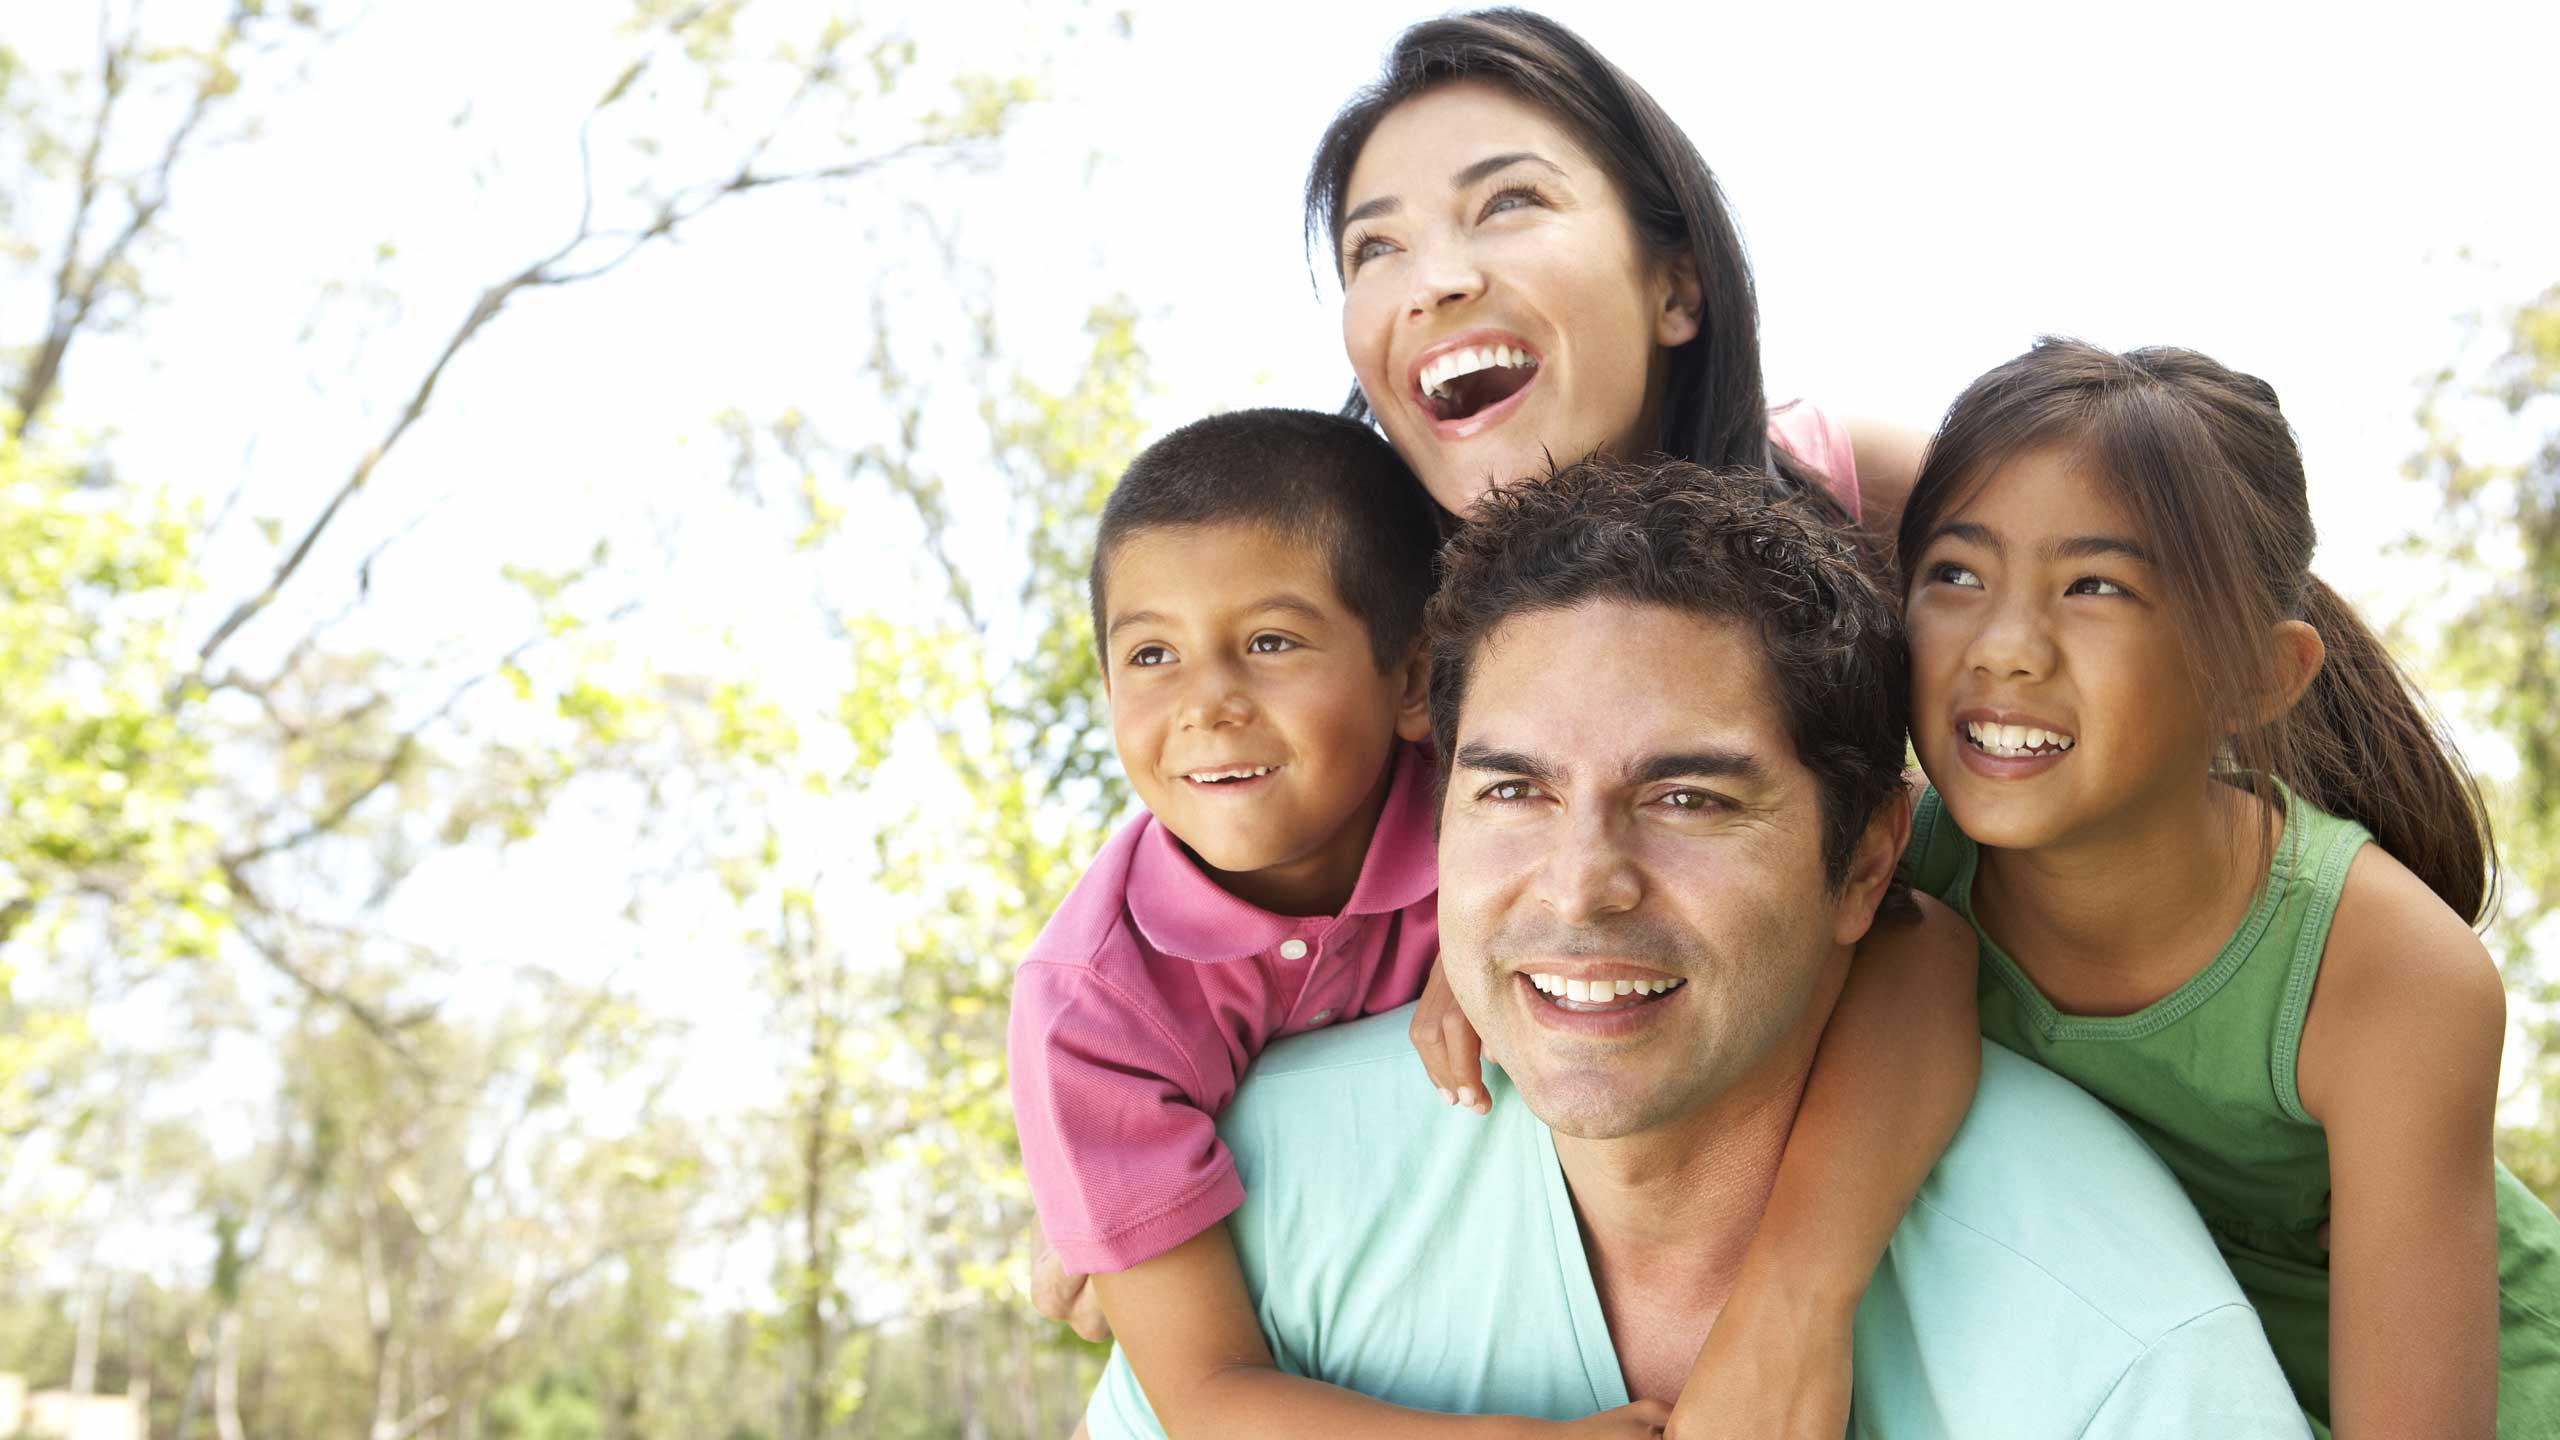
[1659,789,1723,813]
[1930,561,1983,589]
[1247,633,1299,655]
[1127,645,1173,668]
[2066,576,2130,598]
[1482,780,1541,803]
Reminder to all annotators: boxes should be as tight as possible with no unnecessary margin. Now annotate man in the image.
[1080,458,2306,1436]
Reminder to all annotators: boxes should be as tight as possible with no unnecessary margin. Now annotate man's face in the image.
[1436,599,1856,1139]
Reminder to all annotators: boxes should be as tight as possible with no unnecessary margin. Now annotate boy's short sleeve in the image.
[1007,958,1247,1275]
[1767,399,1862,523]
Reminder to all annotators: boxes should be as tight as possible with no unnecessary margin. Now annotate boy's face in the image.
[1101,520,1431,917]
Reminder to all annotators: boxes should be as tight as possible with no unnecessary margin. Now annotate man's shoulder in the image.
[1907,1041,2253,1342]
[1222,1005,1436,1140]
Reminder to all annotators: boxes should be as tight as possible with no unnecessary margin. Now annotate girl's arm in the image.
[1094,1222,1671,1439]
[1665,892,1980,1440]
[2297,848,2504,1440]
[1843,415,1931,542]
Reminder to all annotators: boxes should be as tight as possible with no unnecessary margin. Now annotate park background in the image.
[2,1,2556,1435]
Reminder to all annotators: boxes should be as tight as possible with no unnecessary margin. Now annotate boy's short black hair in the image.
[1090,408,1443,671]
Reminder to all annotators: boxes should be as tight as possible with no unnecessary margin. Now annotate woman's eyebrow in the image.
[1340,152,1569,230]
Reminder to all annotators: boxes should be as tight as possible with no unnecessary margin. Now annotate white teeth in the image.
[1421,342,1538,399]
[1963,721,2076,758]
[1524,974,1686,1001]
[1612,979,1634,995]
[1188,765,1276,782]
[1565,978,1592,1002]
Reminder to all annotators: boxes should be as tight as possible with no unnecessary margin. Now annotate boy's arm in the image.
[1096,1224,1669,1440]
[1666,893,1980,1440]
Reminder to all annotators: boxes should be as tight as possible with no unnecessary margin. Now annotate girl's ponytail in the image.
[2285,575,2498,925]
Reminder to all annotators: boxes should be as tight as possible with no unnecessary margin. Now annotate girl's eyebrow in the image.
[1340,152,1569,229]
[1925,520,2151,566]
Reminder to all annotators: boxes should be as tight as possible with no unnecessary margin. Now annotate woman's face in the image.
[1338,81,1698,514]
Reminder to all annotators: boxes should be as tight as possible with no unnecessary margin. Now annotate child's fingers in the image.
[1032,1239,1112,1340]
[1409,964,1468,1106]
[1438,1005,1489,1115]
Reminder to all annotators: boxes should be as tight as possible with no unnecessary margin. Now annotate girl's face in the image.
[1337,81,1698,514]
[1903,446,2222,853]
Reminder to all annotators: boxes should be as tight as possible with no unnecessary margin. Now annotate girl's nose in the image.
[1968,595,2058,680]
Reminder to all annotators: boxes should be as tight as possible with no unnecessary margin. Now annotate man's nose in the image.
[1538,808,1642,923]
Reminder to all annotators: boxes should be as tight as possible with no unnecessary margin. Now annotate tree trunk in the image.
[70,1268,104,1393]
[214,1309,246,1440]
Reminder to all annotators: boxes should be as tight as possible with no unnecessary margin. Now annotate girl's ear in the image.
[2253,619,2327,725]
[1394,646,1433,744]
[1654,252,1704,349]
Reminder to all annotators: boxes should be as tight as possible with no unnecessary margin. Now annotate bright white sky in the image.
[15,0,2560,1287]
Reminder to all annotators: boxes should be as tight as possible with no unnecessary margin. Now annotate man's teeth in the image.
[1421,343,1537,399]
[1526,974,1685,1003]
[1186,765,1277,782]
[1964,720,2076,758]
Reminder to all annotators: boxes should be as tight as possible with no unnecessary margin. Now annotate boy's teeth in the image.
[1963,720,2077,758]
[1189,765,1276,782]
[1421,342,1538,399]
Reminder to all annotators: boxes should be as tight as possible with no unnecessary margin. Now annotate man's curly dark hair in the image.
[1427,455,1913,902]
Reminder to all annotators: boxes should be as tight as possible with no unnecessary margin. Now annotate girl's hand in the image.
[1030,1235,1111,1342]
[1560,1400,1672,1436]
[1409,956,1489,1114]
[1663,1283,1853,1440]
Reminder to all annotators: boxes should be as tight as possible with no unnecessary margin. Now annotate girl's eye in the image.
[1929,561,1984,589]
[2066,576,2130,598]
[1480,184,1546,220]
[1127,644,1173,668]
[1481,780,1542,804]
[1246,633,1299,655]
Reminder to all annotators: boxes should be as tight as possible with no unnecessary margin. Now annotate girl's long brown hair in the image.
[1896,337,2497,925]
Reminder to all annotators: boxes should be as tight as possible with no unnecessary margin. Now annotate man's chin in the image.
[1505,1065,1688,1141]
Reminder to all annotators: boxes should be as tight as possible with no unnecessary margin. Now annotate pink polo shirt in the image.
[1008,740,1442,1274]
[1769,398,1862,521]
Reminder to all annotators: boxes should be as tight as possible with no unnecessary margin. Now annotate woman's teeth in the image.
[1526,974,1684,1003]
[1421,343,1537,399]
[1965,720,2075,758]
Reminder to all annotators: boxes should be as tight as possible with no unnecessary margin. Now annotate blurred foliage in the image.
[2405,280,2560,1202]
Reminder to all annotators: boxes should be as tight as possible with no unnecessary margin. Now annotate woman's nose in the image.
[1406,236,1486,318]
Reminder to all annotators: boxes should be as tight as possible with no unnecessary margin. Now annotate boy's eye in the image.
[2066,576,2130,598]
[1480,780,1543,804]
[1246,633,1298,655]
[1929,560,1983,589]
[1127,644,1173,668]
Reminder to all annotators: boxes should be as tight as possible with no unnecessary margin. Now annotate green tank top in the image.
[1905,783,2560,1438]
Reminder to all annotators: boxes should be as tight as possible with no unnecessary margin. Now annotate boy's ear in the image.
[1833,784,1915,948]
[1654,252,1704,349]
[1394,646,1432,744]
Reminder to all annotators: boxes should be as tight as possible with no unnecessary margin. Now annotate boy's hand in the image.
[1663,1285,1852,1440]
[1031,1236,1111,1342]
[1561,1400,1672,1436]
[1409,957,1488,1114]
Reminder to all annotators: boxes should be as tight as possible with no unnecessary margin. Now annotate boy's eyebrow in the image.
[1103,608,1166,641]
[1339,152,1567,231]
[1103,594,1332,642]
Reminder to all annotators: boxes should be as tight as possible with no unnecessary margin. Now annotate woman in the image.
[1305,7,1925,531]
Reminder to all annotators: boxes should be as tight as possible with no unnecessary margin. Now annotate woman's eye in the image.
[1930,561,1983,589]
[1344,231,1394,272]
[2066,576,2129,598]
[1127,645,1173,668]
[1247,633,1298,655]
[1481,184,1545,219]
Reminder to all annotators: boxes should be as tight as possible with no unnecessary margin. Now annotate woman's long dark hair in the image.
[1303,8,1836,515]
[1896,337,2497,924]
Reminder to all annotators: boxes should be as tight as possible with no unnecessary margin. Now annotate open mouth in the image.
[1417,341,1540,424]
[1962,720,2075,759]
[1182,763,1283,790]
[1520,971,1685,1015]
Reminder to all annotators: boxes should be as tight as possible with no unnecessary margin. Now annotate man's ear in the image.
[2249,619,2326,727]
[1654,252,1704,349]
[1834,784,1916,948]
[1393,645,1432,744]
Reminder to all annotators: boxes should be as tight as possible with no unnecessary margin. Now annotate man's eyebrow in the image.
[1628,749,1768,787]
[1451,743,1562,785]
[1339,152,1566,234]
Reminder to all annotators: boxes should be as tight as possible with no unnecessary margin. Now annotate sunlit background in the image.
[3,1,2556,1435]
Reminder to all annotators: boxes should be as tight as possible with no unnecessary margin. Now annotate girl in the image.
[1896,336,2560,1438]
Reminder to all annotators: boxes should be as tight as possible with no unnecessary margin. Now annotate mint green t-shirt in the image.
[1084,1008,2306,1438]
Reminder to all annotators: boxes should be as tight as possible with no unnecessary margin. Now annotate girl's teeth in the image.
[1963,720,2077,758]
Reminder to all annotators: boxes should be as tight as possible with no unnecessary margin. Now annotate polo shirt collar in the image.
[1126,739,1440,963]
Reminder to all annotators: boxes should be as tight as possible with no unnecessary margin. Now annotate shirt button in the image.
[1279,938,1310,961]
[1309,1009,1335,1025]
